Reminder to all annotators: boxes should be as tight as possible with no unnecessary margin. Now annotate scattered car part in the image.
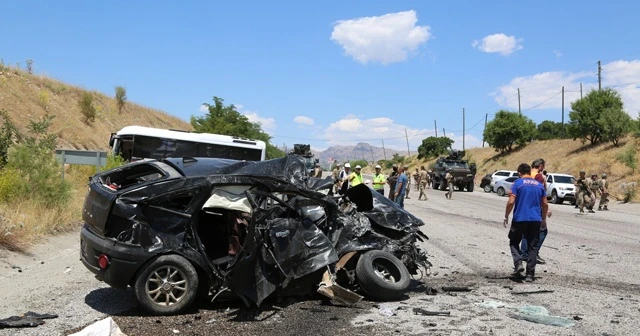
[356,250,411,301]
[412,308,451,316]
[0,312,58,329]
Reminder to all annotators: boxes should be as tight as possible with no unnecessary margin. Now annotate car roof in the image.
[548,173,574,177]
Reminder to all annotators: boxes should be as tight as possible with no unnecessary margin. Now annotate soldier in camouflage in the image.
[598,173,610,211]
[574,170,591,214]
[588,173,600,213]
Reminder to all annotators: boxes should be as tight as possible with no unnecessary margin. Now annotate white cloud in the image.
[198,104,208,113]
[493,59,640,117]
[243,112,276,132]
[321,114,433,150]
[472,33,523,56]
[553,50,562,58]
[330,10,431,65]
[293,116,314,125]
[445,132,483,150]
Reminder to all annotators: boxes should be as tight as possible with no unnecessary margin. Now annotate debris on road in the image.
[69,317,127,336]
[511,289,555,295]
[378,305,398,317]
[412,308,451,316]
[442,286,472,292]
[475,300,507,309]
[509,306,575,327]
[0,311,58,329]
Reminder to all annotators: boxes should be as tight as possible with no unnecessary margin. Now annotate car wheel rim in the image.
[372,260,397,283]
[145,266,188,307]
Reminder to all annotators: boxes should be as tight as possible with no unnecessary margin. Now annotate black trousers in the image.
[508,221,541,274]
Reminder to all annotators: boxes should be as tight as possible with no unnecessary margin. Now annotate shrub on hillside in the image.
[350,159,368,168]
[616,145,637,173]
[0,110,19,168]
[115,86,127,114]
[78,92,96,123]
[4,114,71,206]
[0,168,24,202]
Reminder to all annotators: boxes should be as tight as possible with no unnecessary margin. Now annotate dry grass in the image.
[0,166,91,251]
[0,66,191,150]
[0,65,192,251]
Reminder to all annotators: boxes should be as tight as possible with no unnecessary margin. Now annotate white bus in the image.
[109,126,266,162]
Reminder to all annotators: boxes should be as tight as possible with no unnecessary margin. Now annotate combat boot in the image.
[598,206,602,211]
[603,206,609,211]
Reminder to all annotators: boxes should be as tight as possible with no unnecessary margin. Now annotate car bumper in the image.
[557,191,576,200]
[80,224,153,288]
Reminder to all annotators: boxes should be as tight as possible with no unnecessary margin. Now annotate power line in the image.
[521,91,562,112]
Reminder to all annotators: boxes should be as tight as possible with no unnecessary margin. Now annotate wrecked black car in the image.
[80,156,430,315]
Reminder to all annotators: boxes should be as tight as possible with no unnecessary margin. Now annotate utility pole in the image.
[443,128,446,138]
[404,128,411,157]
[434,120,438,137]
[561,86,565,136]
[580,82,583,99]
[462,108,466,152]
[482,113,488,148]
[381,139,387,160]
[370,146,374,162]
[598,60,602,91]
[518,88,521,115]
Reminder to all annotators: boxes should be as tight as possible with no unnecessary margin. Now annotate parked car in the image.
[494,176,519,196]
[480,174,492,193]
[80,156,430,315]
[546,173,577,204]
[488,170,519,192]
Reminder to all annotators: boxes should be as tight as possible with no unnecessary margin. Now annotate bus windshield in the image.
[111,126,266,162]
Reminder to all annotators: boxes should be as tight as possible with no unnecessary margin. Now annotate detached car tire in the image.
[134,255,199,315]
[356,250,411,301]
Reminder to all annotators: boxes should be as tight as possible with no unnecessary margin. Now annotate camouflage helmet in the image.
[602,173,607,178]
[579,170,586,174]
[591,173,597,177]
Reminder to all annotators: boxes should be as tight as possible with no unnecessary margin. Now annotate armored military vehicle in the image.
[430,150,477,192]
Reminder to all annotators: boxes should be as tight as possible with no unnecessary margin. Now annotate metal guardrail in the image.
[55,149,108,178]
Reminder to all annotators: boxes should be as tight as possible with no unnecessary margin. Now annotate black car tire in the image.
[439,180,446,191]
[355,250,411,301]
[497,187,505,197]
[483,185,492,193]
[134,255,199,315]
[551,190,563,204]
[467,182,474,192]
[432,179,437,190]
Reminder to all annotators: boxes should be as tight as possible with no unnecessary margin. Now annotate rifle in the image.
[576,179,592,196]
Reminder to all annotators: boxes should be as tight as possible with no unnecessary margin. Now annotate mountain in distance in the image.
[312,142,418,165]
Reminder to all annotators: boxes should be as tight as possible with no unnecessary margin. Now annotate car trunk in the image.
[82,162,179,236]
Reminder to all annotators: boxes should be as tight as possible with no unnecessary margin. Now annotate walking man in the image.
[599,173,610,211]
[394,166,408,209]
[445,169,454,199]
[372,165,386,195]
[521,158,551,264]
[404,166,412,199]
[418,165,429,201]
[503,163,548,282]
[387,164,399,200]
[313,163,322,178]
[575,170,590,214]
[588,173,600,213]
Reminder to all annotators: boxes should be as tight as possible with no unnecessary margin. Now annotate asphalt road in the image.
[1,184,638,335]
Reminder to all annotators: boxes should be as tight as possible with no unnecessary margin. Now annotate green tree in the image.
[536,120,566,140]
[78,92,96,123]
[483,110,536,153]
[600,107,632,146]
[115,86,127,114]
[568,88,625,145]
[417,136,454,159]
[191,96,284,159]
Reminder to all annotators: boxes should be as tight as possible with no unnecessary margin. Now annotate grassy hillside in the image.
[0,64,191,150]
[0,64,192,251]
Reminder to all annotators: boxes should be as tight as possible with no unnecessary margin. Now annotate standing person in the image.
[338,163,351,195]
[332,163,341,194]
[413,168,420,191]
[372,165,386,195]
[348,165,364,188]
[588,173,600,213]
[574,170,590,214]
[503,163,548,282]
[313,163,322,178]
[521,158,552,264]
[394,166,408,209]
[387,164,399,200]
[404,166,412,199]
[599,173,610,211]
[445,169,454,200]
[418,165,429,201]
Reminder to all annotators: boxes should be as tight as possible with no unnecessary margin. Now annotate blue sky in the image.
[3,1,640,152]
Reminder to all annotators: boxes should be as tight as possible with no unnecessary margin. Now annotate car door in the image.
[546,175,554,195]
